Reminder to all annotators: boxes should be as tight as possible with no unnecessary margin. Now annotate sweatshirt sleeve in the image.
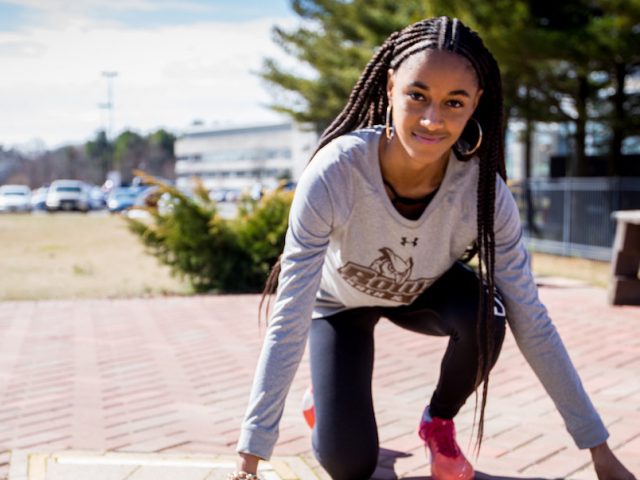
[236,165,334,460]
[492,178,608,449]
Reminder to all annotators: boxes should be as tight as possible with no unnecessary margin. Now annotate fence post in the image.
[562,178,572,256]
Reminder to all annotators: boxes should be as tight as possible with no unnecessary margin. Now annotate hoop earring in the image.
[385,105,394,140]
[455,118,483,156]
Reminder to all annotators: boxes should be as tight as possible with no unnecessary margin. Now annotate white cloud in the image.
[0,13,297,149]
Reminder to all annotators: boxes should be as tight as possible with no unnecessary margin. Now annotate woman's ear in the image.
[386,68,395,100]
[472,89,484,111]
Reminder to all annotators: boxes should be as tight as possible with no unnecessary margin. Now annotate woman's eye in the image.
[408,92,425,101]
[447,99,464,108]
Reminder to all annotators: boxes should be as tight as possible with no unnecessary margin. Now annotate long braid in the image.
[457,25,504,451]
[261,17,507,451]
[314,31,401,153]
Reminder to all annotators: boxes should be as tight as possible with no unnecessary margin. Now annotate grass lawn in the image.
[0,213,612,301]
[530,251,611,288]
[0,212,189,301]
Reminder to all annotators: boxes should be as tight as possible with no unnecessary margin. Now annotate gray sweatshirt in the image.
[237,126,608,459]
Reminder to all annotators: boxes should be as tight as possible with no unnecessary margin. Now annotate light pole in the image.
[100,71,118,142]
[99,71,118,180]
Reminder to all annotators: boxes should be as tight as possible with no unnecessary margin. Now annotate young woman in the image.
[230,17,635,480]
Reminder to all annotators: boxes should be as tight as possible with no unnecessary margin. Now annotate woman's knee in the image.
[461,289,507,352]
[313,434,378,480]
[492,290,507,333]
[444,266,508,345]
[488,289,507,364]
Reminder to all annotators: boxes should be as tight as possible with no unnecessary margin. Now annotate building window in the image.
[199,148,292,163]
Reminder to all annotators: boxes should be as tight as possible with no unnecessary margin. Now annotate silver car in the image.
[0,184,32,213]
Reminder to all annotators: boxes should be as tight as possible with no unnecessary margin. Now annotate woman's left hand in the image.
[590,442,636,480]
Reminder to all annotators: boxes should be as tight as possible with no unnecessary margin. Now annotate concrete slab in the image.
[8,451,320,480]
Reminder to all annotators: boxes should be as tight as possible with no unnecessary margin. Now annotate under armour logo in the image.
[401,237,418,247]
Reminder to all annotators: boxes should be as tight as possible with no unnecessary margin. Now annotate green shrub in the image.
[126,175,293,293]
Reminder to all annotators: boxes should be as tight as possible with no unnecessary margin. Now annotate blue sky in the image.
[0,1,293,30]
[0,2,25,31]
[0,0,298,150]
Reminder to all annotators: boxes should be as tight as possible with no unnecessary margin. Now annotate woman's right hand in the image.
[237,452,261,475]
[590,442,636,480]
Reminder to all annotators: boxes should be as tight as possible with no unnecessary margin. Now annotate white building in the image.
[174,122,318,195]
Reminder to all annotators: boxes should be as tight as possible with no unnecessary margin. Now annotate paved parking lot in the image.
[0,281,638,479]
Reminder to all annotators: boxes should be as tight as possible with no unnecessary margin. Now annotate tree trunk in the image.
[523,86,539,234]
[609,62,626,176]
[573,73,589,177]
[66,148,77,179]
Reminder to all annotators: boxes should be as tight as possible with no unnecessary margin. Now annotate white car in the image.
[46,180,90,212]
[0,184,32,213]
[30,186,49,211]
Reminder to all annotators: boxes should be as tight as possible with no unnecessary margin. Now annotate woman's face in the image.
[387,50,483,163]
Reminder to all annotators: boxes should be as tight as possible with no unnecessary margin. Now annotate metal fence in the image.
[510,177,640,261]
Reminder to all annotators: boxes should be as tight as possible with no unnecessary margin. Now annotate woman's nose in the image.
[420,106,443,128]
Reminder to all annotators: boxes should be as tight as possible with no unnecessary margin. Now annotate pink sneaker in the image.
[418,410,474,480]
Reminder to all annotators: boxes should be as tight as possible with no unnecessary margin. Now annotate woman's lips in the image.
[412,131,448,145]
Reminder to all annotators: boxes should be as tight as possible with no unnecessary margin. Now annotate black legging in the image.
[309,262,507,480]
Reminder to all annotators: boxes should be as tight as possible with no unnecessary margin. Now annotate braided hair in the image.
[262,16,507,451]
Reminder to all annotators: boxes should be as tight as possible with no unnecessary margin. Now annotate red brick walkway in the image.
[0,282,638,479]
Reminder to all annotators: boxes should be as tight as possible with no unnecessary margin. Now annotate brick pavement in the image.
[0,282,638,479]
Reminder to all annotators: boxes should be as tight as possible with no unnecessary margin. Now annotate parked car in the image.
[87,185,107,210]
[46,180,90,212]
[210,188,241,203]
[30,186,49,211]
[107,186,139,213]
[126,186,164,220]
[0,184,31,213]
[134,186,162,208]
